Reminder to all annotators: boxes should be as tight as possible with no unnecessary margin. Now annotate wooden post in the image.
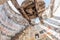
[34,0,45,24]
[50,0,55,17]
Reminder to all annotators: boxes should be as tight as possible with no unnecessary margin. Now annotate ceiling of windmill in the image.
[17,0,50,7]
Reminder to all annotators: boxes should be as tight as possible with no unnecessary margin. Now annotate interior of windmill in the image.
[0,0,60,40]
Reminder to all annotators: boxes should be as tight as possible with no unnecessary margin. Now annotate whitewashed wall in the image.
[53,0,60,17]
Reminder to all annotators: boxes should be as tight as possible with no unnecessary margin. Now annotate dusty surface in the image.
[11,25,51,40]
[0,0,7,5]
[0,0,60,40]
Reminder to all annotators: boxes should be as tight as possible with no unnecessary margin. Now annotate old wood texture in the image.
[9,0,46,39]
[11,0,45,25]
[11,25,51,40]
[50,0,55,17]
[0,0,7,5]
[0,0,60,40]
[21,0,45,24]
[34,0,45,24]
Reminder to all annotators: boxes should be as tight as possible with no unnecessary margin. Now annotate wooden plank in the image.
[0,0,7,5]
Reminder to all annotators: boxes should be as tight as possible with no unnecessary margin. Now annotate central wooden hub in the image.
[11,0,45,25]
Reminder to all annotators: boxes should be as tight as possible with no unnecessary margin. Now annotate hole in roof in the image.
[44,0,50,7]
[17,0,24,6]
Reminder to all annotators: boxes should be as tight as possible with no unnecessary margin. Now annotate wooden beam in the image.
[0,0,7,5]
